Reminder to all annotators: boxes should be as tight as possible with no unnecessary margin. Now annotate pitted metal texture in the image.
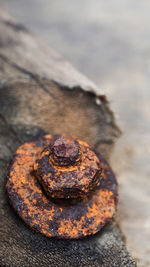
[6,135,118,239]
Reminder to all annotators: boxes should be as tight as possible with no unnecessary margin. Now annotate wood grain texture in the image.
[0,10,136,267]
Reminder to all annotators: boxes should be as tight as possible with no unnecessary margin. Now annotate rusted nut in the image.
[34,136,101,199]
[6,134,118,239]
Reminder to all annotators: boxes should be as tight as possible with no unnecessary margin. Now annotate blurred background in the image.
[0,1,150,266]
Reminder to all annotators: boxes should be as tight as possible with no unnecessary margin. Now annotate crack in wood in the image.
[0,53,57,100]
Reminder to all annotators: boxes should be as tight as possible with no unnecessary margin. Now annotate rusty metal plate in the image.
[6,135,118,239]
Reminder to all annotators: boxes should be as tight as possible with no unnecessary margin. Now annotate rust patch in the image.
[34,136,101,199]
[52,136,81,167]
[6,135,118,239]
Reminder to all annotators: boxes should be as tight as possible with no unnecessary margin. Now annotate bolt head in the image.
[34,135,101,199]
[53,136,80,166]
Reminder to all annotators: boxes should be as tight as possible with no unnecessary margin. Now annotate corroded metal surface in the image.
[6,135,118,239]
[34,136,101,198]
[52,136,81,167]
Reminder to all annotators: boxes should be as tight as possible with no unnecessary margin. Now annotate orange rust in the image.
[6,134,118,239]
[34,136,101,199]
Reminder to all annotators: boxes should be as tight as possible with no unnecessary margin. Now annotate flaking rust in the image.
[6,135,118,239]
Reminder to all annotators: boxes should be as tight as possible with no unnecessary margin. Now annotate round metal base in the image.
[6,135,118,239]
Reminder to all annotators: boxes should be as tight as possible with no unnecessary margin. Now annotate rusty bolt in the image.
[34,136,101,199]
[52,136,81,166]
[6,134,118,239]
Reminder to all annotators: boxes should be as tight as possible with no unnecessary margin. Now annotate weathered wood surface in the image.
[0,11,136,267]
